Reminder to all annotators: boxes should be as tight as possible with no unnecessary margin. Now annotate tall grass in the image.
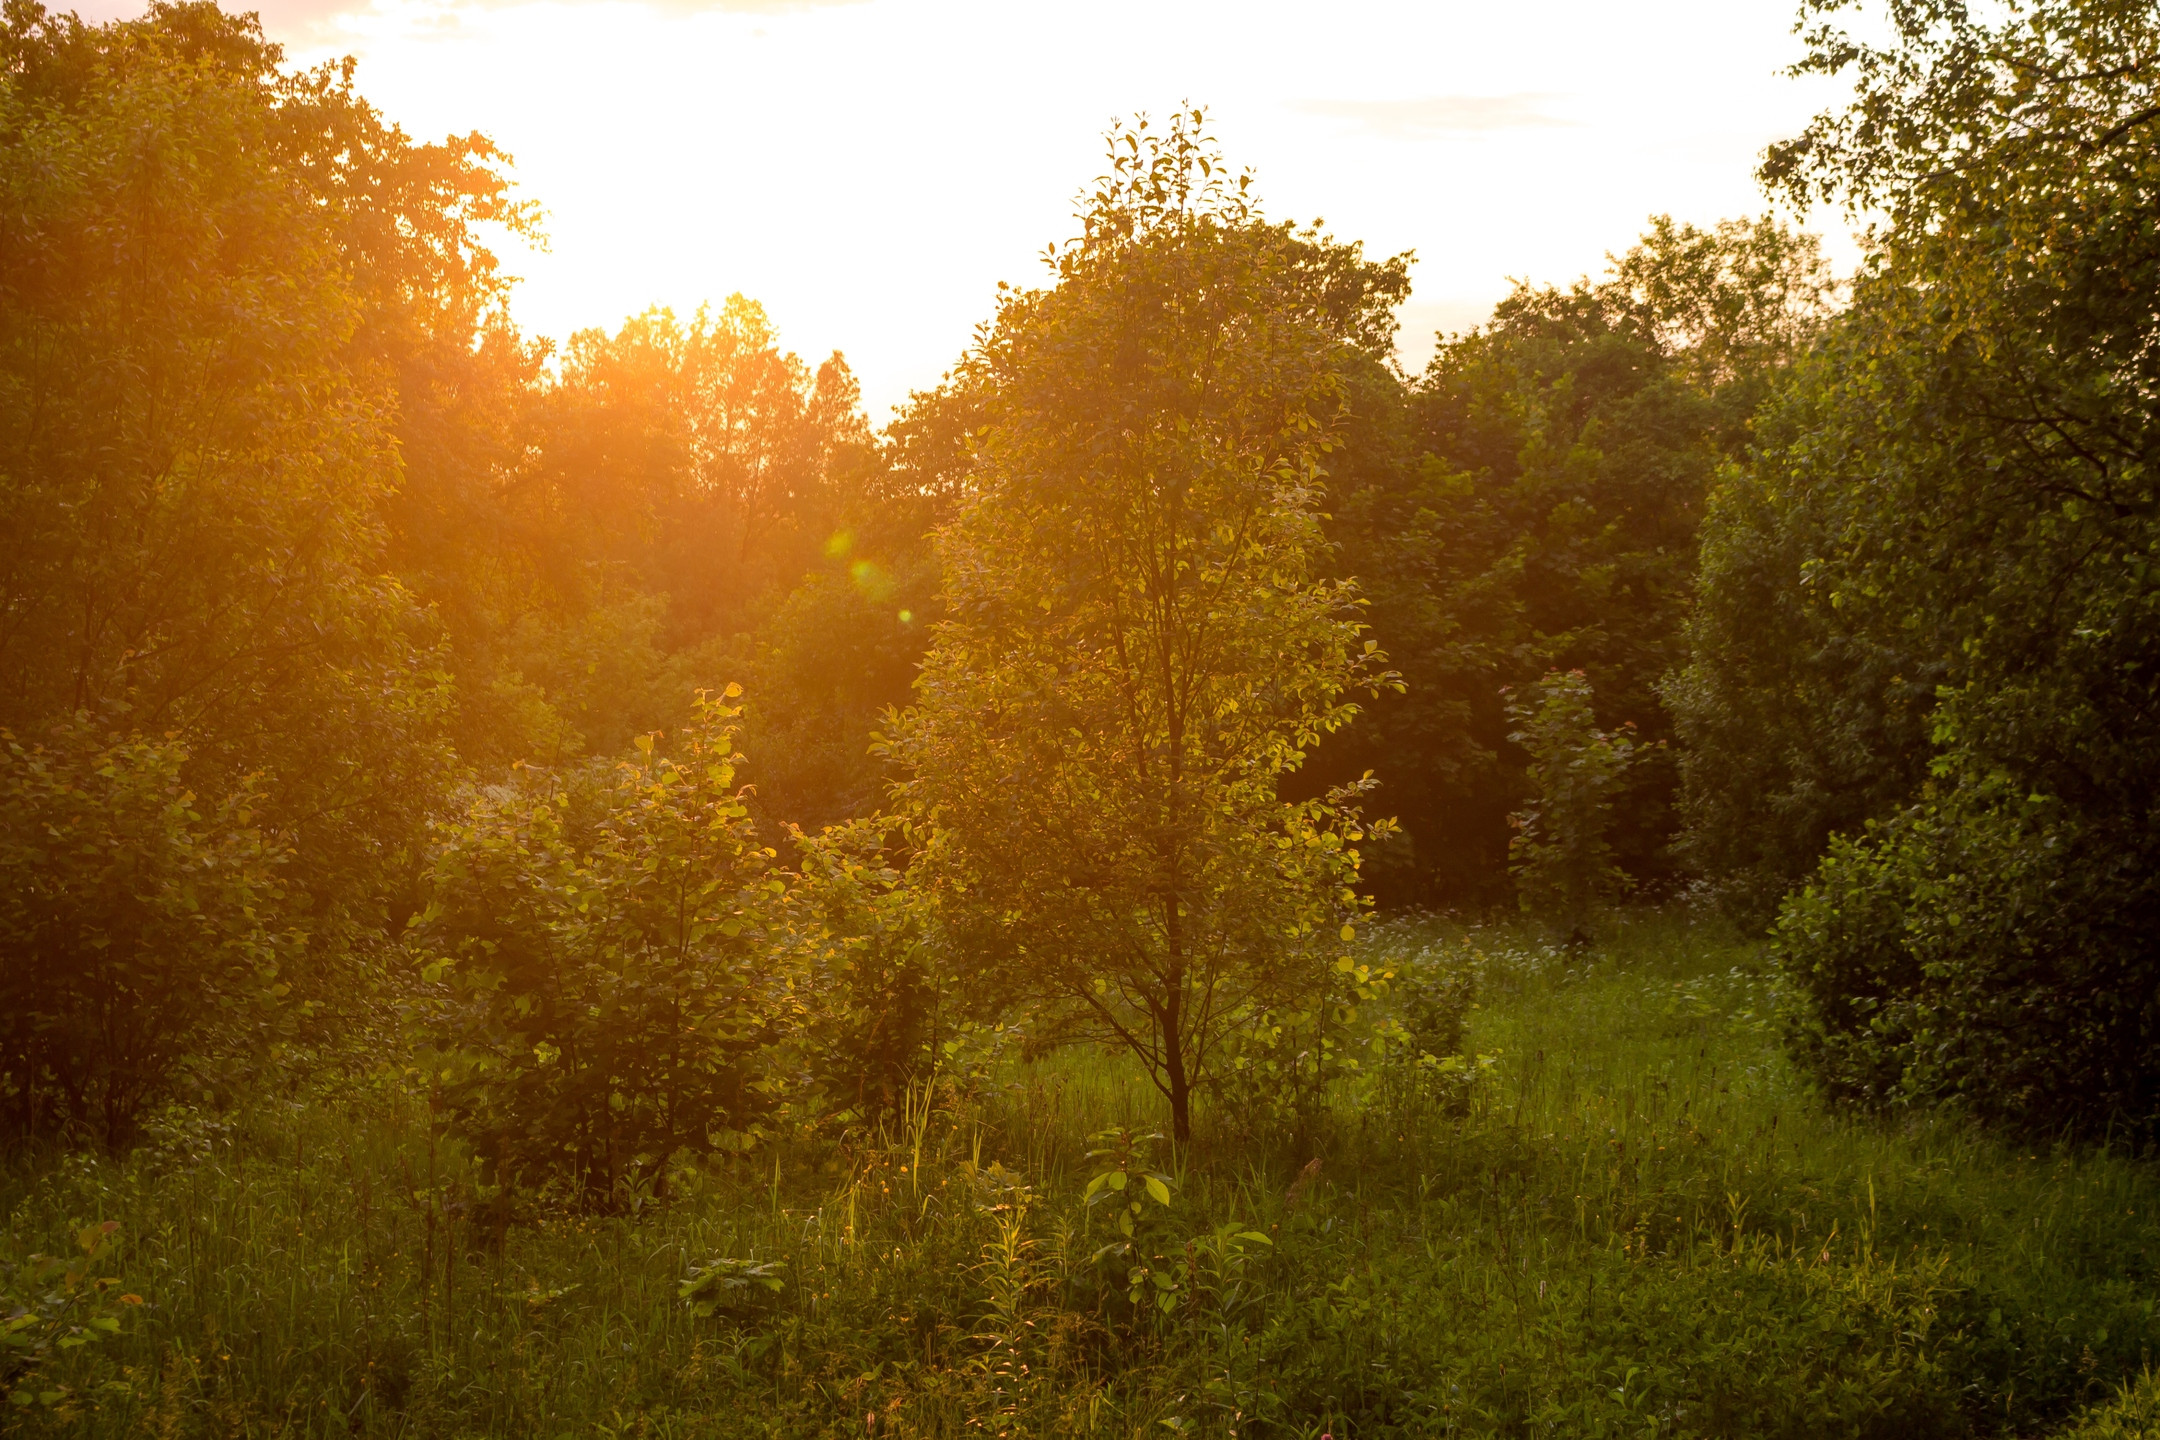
[7,910,2159,1437]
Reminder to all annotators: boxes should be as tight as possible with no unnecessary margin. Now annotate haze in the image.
[75,0,1855,419]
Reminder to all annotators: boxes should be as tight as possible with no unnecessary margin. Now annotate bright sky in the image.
[85,0,1861,422]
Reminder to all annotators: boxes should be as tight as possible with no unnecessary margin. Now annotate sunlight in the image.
[72,0,1857,418]
[12,0,2152,1430]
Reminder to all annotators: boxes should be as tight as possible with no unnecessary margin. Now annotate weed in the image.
[4,909,2155,1437]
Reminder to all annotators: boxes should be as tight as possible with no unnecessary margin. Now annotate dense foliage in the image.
[413,693,791,1206]
[1671,0,2160,1138]
[0,0,490,933]
[0,725,291,1146]
[888,114,1399,1142]
[9,0,2160,1429]
[1319,216,1834,901]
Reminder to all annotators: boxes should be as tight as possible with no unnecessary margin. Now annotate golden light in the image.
[75,0,1860,419]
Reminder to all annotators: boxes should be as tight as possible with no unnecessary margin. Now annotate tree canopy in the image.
[886,113,1399,1142]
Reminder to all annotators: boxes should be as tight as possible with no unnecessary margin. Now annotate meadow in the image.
[7,910,2159,1438]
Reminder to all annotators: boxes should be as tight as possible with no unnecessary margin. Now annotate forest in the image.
[4,0,2160,1434]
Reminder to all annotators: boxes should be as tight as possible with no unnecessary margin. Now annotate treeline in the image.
[3,0,2157,1167]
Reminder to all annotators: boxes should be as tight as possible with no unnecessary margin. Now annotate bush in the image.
[0,723,292,1148]
[788,817,937,1125]
[412,691,793,1207]
[1779,771,2160,1137]
[1506,670,1645,929]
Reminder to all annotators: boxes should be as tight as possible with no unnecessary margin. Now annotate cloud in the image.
[1290,93,1571,139]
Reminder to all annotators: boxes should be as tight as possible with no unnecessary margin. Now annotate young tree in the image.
[887,112,1402,1142]
[1505,670,1642,932]
[413,692,792,1206]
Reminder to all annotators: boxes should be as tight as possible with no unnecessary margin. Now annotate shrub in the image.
[1506,670,1645,929]
[787,817,937,1126]
[412,691,793,1207]
[0,722,292,1148]
[1779,770,2160,1136]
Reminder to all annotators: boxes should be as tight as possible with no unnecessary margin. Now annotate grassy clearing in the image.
[7,911,2160,1437]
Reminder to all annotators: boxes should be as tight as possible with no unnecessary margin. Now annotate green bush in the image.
[411,691,792,1207]
[788,817,938,1125]
[1779,770,2160,1137]
[1505,670,1645,929]
[0,723,293,1148]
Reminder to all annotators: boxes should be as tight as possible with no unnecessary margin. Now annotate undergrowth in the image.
[6,910,2159,1437]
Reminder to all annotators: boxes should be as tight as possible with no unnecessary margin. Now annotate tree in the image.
[1320,217,1834,903]
[1666,326,1943,924]
[529,299,871,647]
[415,297,886,774]
[737,561,936,837]
[1505,670,1643,932]
[0,0,528,935]
[887,112,1401,1143]
[0,3,546,1137]
[1692,0,2160,1133]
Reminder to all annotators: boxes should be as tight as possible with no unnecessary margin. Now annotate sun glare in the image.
[69,0,1858,420]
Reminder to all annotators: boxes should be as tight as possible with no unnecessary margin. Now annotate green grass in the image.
[8,910,2160,1437]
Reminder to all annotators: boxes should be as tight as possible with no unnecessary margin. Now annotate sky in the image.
[82,0,1863,423]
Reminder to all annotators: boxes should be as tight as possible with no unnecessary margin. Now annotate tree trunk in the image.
[1160,970,1191,1144]
[1164,1039,1192,1145]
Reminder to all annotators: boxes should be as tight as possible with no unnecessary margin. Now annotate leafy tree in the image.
[1667,329,1944,924]
[1322,217,1834,903]
[413,693,792,1205]
[787,817,936,1124]
[0,4,548,1142]
[1505,670,1644,931]
[420,297,891,780]
[1698,0,2160,1133]
[887,112,1401,1142]
[0,0,527,933]
[0,723,292,1147]
[738,562,935,838]
[527,299,871,647]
